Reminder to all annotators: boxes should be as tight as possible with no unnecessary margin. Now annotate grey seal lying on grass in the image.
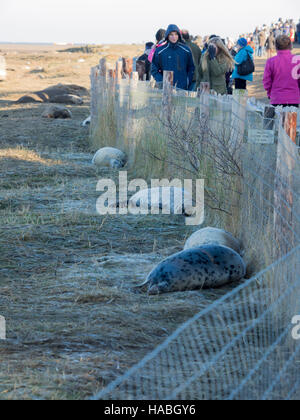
[135,244,246,295]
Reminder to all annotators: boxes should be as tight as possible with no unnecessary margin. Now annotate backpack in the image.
[237,52,255,76]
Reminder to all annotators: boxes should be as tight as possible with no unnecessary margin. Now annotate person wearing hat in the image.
[263,35,300,107]
[231,37,254,90]
[151,24,195,91]
[137,42,154,80]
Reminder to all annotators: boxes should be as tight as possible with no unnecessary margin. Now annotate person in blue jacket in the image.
[231,38,254,90]
[151,24,195,91]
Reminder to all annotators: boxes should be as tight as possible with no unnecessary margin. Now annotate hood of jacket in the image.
[242,45,254,54]
[165,24,183,43]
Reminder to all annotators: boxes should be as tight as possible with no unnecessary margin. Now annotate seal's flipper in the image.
[132,278,151,290]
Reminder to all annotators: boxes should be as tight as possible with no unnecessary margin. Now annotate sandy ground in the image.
[0,43,299,400]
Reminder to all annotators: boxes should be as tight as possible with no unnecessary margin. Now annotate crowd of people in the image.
[136,17,300,108]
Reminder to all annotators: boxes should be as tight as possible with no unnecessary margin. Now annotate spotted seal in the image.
[135,244,246,294]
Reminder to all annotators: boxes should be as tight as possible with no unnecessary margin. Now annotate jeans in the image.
[297,32,300,44]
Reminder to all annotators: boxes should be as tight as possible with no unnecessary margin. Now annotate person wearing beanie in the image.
[263,35,300,107]
[231,37,254,90]
[181,29,202,90]
[137,42,155,81]
[151,24,195,91]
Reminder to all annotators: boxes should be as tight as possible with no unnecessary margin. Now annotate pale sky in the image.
[0,0,299,44]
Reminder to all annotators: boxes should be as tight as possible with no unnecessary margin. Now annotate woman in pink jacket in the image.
[263,35,300,107]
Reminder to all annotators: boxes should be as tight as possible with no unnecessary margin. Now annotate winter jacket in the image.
[151,24,195,91]
[258,31,266,47]
[231,45,254,81]
[201,55,228,95]
[266,35,275,50]
[184,39,202,85]
[263,50,300,105]
[137,53,151,80]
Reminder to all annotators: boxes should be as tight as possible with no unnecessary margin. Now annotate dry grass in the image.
[1,43,298,400]
[0,43,239,400]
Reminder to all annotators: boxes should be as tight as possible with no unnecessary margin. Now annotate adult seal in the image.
[135,244,246,295]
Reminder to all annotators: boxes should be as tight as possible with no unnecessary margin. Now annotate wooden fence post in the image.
[90,66,99,130]
[116,59,122,82]
[282,110,298,144]
[199,82,210,120]
[98,58,107,111]
[162,71,174,121]
[231,89,248,144]
[274,112,298,257]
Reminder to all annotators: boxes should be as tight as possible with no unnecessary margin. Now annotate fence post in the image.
[124,71,140,165]
[98,58,107,111]
[231,89,248,145]
[90,66,99,130]
[116,59,123,82]
[199,82,210,120]
[282,110,298,144]
[274,112,298,257]
[162,71,174,121]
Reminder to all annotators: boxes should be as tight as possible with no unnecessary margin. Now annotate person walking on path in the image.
[297,20,300,44]
[201,37,235,95]
[231,38,254,90]
[266,32,276,58]
[181,29,202,90]
[263,35,300,108]
[151,24,195,91]
[258,30,266,57]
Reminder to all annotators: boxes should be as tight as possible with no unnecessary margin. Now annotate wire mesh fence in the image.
[90,63,300,400]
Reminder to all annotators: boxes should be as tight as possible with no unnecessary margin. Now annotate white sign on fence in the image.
[0,316,6,340]
[248,129,275,144]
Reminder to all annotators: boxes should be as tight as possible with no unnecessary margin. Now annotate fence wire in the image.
[90,68,300,400]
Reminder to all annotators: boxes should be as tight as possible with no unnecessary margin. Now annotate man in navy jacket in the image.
[151,24,195,91]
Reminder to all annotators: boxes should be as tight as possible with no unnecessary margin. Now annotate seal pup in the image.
[135,244,246,295]
[92,147,127,169]
[128,187,195,216]
[184,227,241,254]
